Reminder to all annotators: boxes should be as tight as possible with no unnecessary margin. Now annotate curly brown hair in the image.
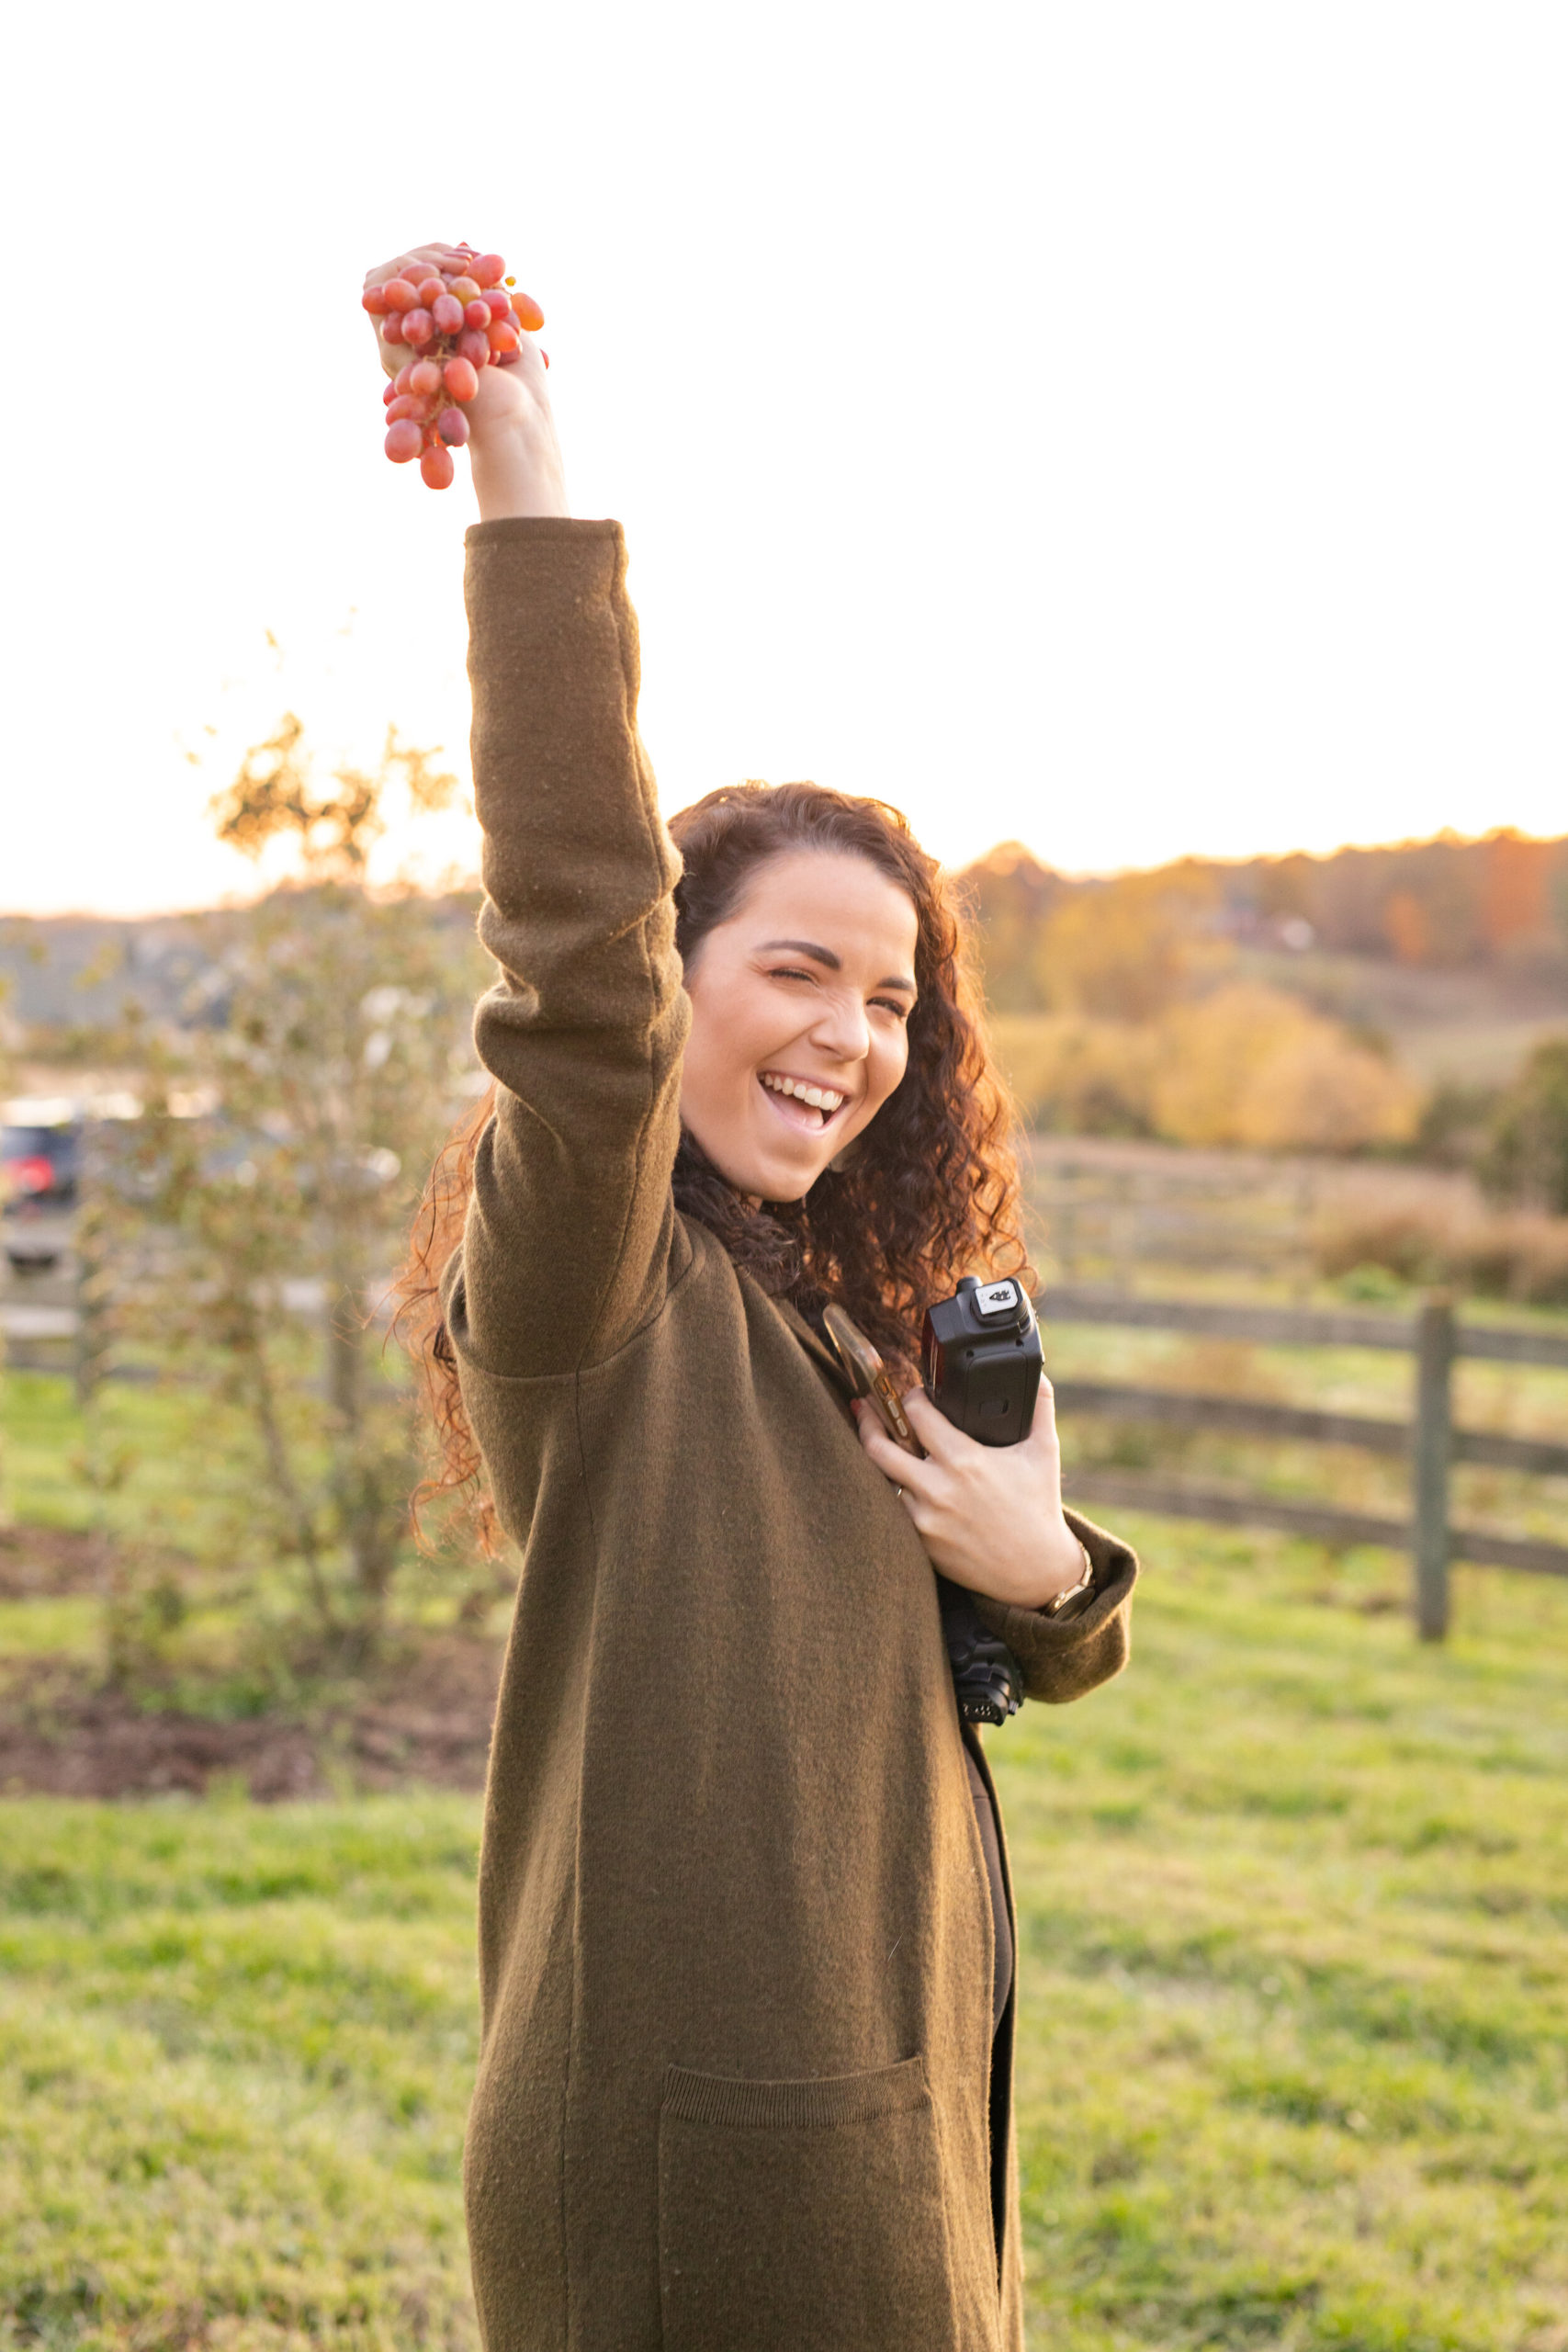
[394,781,1031,1550]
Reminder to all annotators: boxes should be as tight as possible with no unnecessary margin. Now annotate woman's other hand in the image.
[363,244,570,522]
[853,1381,1088,1611]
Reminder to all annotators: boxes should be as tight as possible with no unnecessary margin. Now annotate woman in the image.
[379,243,1138,2352]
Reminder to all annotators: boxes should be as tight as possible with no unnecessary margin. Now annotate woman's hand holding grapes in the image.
[363,242,569,520]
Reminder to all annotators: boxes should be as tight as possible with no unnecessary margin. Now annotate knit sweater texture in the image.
[447,516,1139,2351]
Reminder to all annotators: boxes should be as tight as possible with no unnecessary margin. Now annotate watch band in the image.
[1042,1538,1096,1618]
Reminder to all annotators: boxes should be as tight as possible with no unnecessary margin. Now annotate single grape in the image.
[482,288,512,321]
[381,313,408,345]
[442,355,479,401]
[432,293,465,334]
[487,317,521,355]
[456,327,490,368]
[472,253,506,288]
[394,361,415,392]
[382,380,397,405]
[362,284,389,316]
[386,392,422,423]
[403,307,434,345]
[385,419,423,464]
[417,276,446,308]
[421,445,457,490]
[512,291,545,332]
[448,276,481,307]
[464,299,491,332]
[382,277,419,312]
[409,358,443,397]
[438,405,470,446]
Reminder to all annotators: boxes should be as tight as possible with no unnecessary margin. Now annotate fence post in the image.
[1411,1295,1454,1641]
[73,1123,112,1408]
[1057,1165,1078,1281]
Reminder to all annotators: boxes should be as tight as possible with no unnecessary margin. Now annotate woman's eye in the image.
[769,967,816,984]
[872,997,910,1020]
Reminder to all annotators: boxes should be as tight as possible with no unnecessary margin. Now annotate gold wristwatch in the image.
[1042,1538,1096,1620]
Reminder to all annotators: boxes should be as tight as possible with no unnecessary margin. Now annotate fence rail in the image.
[7,1267,1567,1639]
[1052,1378,1568,1478]
[1045,1283,1568,1365]
[1043,1287,1568,1636]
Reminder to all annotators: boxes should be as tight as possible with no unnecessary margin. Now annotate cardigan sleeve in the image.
[968,1509,1138,1705]
[442,518,690,1381]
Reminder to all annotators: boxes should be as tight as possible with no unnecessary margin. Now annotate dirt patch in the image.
[0,1634,503,1802]
[0,1523,111,1599]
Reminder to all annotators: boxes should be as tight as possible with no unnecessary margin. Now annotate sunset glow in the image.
[6,2,1566,914]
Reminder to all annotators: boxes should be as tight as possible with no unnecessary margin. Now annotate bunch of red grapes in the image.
[362,245,545,490]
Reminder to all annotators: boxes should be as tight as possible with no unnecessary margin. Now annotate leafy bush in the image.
[1480,1035,1568,1214]
[90,720,495,1681]
[1314,1202,1568,1305]
[990,987,1421,1154]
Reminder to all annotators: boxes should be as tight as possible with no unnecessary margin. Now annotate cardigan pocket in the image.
[657,2055,958,2351]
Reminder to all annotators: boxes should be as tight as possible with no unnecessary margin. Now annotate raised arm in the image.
[366,247,690,1380]
[459,517,689,1380]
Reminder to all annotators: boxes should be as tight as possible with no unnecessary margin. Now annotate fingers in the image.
[1023,1372,1061,1454]
[362,244,468,294]
[901,1377,1062,1464]
[853,1404,933,1499]
[900,1386,965,1463]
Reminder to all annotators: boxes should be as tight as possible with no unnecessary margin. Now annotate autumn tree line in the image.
[959,831,1568,1186]
[964,828,1568,1001]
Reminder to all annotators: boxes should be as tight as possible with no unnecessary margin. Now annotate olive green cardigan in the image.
[446,517,1138,2352]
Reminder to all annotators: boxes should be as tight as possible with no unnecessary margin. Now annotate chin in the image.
[694,1129,830,1206]
[739,1154,824,1205]
[758,1166,820,1205]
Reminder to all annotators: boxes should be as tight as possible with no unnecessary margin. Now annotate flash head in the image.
[920,1274,1043,1447]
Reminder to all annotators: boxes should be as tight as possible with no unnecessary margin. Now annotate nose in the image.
[808,988,872,1065]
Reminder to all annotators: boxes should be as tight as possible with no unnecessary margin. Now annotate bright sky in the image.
[5,2,1565,916]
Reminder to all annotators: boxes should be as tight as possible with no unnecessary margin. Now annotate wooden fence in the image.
[7,1250,1568,1644]
[1031,1151,1324,1295]
[1045,1285,1568,1639]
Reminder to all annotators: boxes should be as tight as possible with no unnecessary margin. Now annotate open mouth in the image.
[758,1071,850,1133]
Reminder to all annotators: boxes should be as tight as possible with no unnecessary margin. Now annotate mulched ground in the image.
[0,1526,503,1802]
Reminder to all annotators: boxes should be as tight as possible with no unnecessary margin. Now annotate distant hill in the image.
[0,894,483,1048]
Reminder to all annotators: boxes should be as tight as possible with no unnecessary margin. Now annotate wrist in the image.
[469,414,570,522]
[1020,1521,1094,1614]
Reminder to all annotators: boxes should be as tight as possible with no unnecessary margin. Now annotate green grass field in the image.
[3,1514,1566,2350]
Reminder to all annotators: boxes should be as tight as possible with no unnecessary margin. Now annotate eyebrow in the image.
[757,938,918,994]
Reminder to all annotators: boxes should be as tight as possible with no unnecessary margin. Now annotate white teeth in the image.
[761,1074,846,1114]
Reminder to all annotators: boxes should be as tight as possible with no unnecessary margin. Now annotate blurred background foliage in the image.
[3,719,501,1699]
[959,829,1568,1265]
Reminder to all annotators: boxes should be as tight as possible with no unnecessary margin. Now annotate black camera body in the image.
[922,1276,1043,1727]
[922,1276,1043,1447]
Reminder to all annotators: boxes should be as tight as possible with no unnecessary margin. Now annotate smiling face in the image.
[679,848,920,1203]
